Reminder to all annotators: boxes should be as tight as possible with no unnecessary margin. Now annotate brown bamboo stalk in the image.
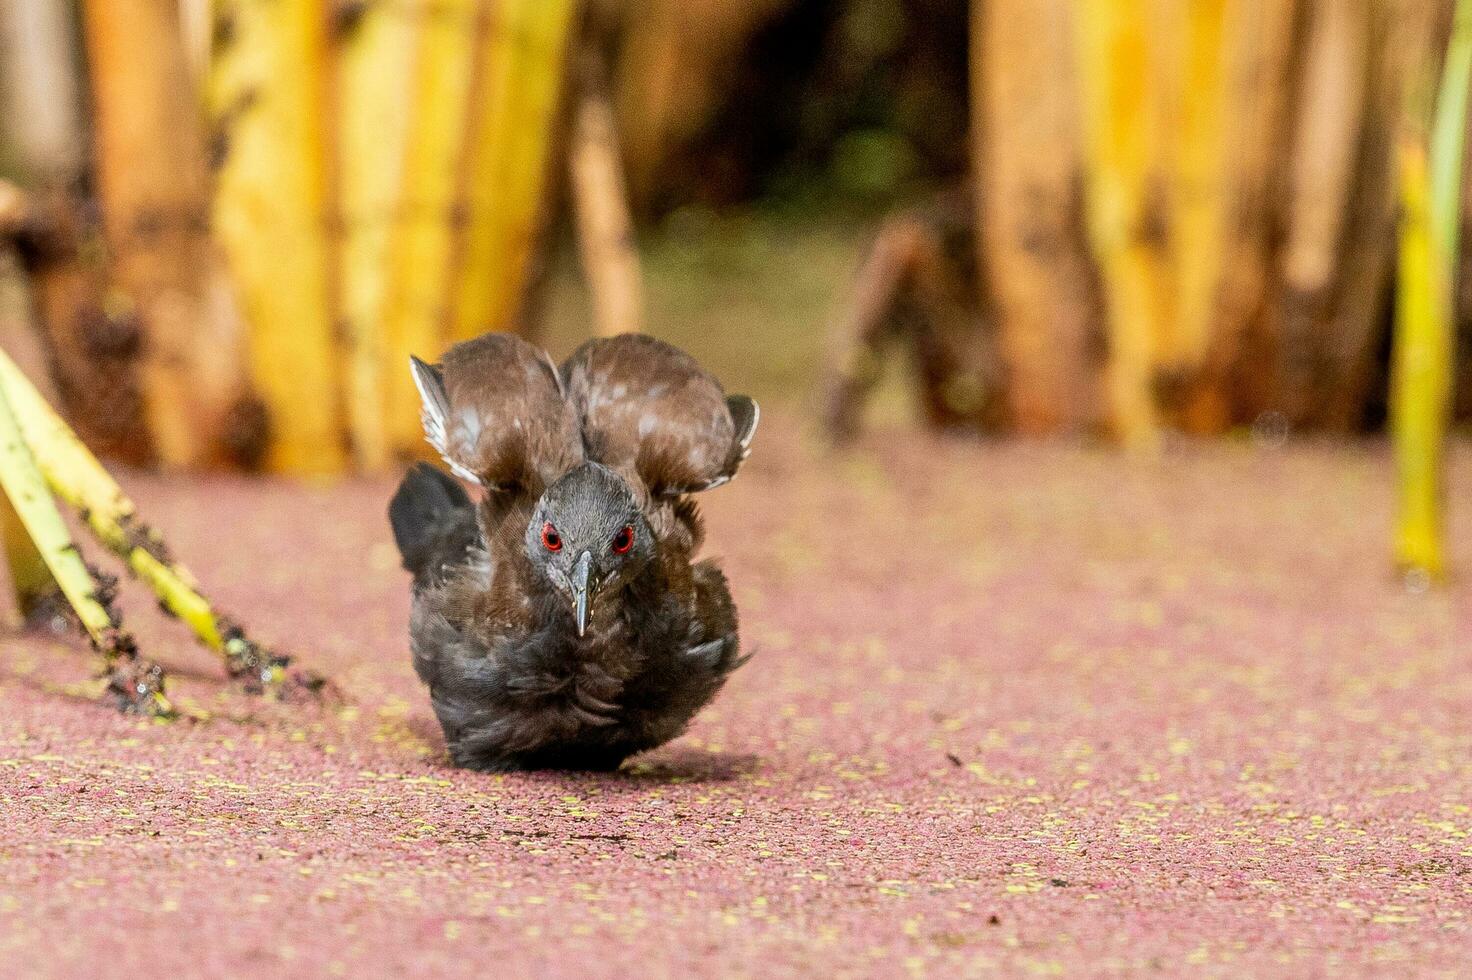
[0,0,148,461]
[81,0,228,468]
[1181,0,1299,433]
[612,0,790,212]
[972,0,1101,435]
[570,53,644,339]
[1321,0,1444,429]
[1273,0,1371,426]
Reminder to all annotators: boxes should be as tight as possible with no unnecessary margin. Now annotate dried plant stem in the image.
[570,72,644,339]
[1,489,55,624]
[80,0,223,467]
[0,347,288,688]
[973,0,1100,433]
[0,380,169,714]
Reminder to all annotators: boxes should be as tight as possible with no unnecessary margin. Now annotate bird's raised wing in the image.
[411,334,584,496]
[560,334,759,497]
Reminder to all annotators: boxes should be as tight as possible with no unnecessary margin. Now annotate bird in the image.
[390,333,758,772]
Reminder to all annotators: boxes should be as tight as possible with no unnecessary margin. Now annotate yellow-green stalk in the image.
[1,489,56,624]
[0,347,288,689]
[1391,0,1472,582]
[0,380,169,714]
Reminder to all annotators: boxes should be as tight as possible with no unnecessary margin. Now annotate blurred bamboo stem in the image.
[1277,0,1370,422]
[334,0,420,471]
[1317,1,1419,431]
[1391,0,1472,581]
[1076,0,1164,448]
[1182,0,1297,433]
[210,0,344,474]
[0,0,147,460]
[380,0,480,459]
[1168,0,1229,375]
[0,0,85,182]
[0,378,170,715]
[570,77,644,337]
[0,347,288,687]
[449,0,579,340]
[973,0,1100,433]
[81,0,222,468]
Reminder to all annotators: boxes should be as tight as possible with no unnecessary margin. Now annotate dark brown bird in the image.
[390,333,757,772]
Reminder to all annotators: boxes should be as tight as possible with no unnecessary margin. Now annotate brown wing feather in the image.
[561,334,758,495]
[413,334,584,496]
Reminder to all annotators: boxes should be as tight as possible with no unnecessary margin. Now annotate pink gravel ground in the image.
[1,417,1471,977]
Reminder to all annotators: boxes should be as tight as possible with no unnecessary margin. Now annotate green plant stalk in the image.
[1,488,56,622]
[0,347,287,688]
[1391,0,1472,580]
[0,381,169,714]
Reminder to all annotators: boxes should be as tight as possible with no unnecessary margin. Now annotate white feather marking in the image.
[410,356,482,485]
[737,399,760,459]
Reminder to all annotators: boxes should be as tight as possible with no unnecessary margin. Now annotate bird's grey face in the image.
[526,463,654,636]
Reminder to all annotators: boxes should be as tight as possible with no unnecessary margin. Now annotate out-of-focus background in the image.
[1,0,1467,472]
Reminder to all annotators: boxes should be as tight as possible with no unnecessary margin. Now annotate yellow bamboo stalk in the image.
[380,0,482,459]
[1391,139,1448,579]
[0,381,169,715]
[1391,0,1472,581]
[1169,0,1231,373]
[448,0,579,340]
[972,0,1101,433]
[0,347,289,688]
[1075,0,1166,447]
[333,0,422,471]
[209,0,344,474]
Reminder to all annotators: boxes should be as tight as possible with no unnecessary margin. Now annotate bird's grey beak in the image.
[571,551,596,637]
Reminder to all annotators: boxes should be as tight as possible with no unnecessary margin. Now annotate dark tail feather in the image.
[390,463,476,586]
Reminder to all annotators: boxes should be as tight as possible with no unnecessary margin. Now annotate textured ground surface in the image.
[1,420,1470,977]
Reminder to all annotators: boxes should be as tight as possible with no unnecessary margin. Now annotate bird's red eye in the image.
[611,525,634,555]
[541,522,562,552]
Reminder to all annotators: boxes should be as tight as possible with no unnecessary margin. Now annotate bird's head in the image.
[526,463,654,636]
